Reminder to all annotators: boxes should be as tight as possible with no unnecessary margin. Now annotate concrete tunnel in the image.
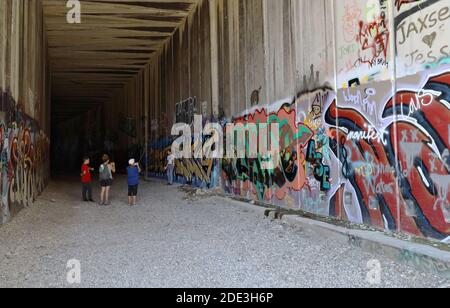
[0,0,450,287]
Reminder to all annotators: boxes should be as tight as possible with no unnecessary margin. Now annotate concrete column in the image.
[209,0,219,118]
[11,0,21,99]
[387,0,401,232]
[0,1,5,89]
[144,66,150,180]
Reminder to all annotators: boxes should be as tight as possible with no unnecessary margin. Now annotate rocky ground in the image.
[0,176,449,288]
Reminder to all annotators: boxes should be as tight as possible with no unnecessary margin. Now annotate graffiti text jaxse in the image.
[398,5,450,67]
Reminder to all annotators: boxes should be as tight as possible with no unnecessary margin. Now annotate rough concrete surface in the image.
[0,177,449,288]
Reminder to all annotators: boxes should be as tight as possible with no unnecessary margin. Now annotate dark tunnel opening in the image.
[50,109,105,175]
[50,108,144,176]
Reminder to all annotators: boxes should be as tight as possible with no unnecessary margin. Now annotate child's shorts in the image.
[100,179,113,187]
[128,185,138,196]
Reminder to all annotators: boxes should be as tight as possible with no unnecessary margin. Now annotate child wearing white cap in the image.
[127,158,141,206]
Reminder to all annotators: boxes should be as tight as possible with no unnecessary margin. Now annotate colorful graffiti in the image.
[0,91,50,224]
[148,137,218,188]
[146,0,450,242]
[326,67,450,240]
[306,139,331,192]
[211,64,450,240]
[221,87,336,207]
[222,104,312,202]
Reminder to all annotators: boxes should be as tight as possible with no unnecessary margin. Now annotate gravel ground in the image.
[0,176,449,288]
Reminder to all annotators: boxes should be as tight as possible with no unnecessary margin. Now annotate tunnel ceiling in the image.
[43,0,199,123]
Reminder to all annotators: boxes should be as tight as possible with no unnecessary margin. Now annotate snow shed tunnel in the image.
[0,0,450,242]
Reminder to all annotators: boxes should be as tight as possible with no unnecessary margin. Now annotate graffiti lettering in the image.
[306,140,331,192]
[356,13,390,67]
[342,87,378,115]
[398,89,434,117]
[398,6,450,45]
[327,68,450,239]
[347,125,388,145]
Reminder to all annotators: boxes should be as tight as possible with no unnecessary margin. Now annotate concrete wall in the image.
[123,0,450,241]
[0,0,51,224]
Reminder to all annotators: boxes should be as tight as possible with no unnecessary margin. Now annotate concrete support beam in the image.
[209,0,220,118]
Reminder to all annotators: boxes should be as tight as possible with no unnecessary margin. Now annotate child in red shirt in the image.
[81,157,95,202]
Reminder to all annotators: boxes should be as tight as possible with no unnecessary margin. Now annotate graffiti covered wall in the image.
[0,0,51,225]
[326,0,449,240]
[326,66,450,240]
[221,86,336,213]
[220,66,450,241]
[146,0,449,241]
[0,91,50,223]
[149,135,219,189]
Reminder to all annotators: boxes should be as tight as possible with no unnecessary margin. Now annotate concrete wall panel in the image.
[0,0,51,225]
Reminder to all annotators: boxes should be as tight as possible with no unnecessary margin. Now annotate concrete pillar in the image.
[387,0,401,232]
[144,66,150,180]
[209,0,220,119]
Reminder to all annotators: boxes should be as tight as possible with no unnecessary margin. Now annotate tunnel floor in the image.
[0,177,449,288]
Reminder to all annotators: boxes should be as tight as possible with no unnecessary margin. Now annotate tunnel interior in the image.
[47,0,200,174]
[1,0,450,241]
